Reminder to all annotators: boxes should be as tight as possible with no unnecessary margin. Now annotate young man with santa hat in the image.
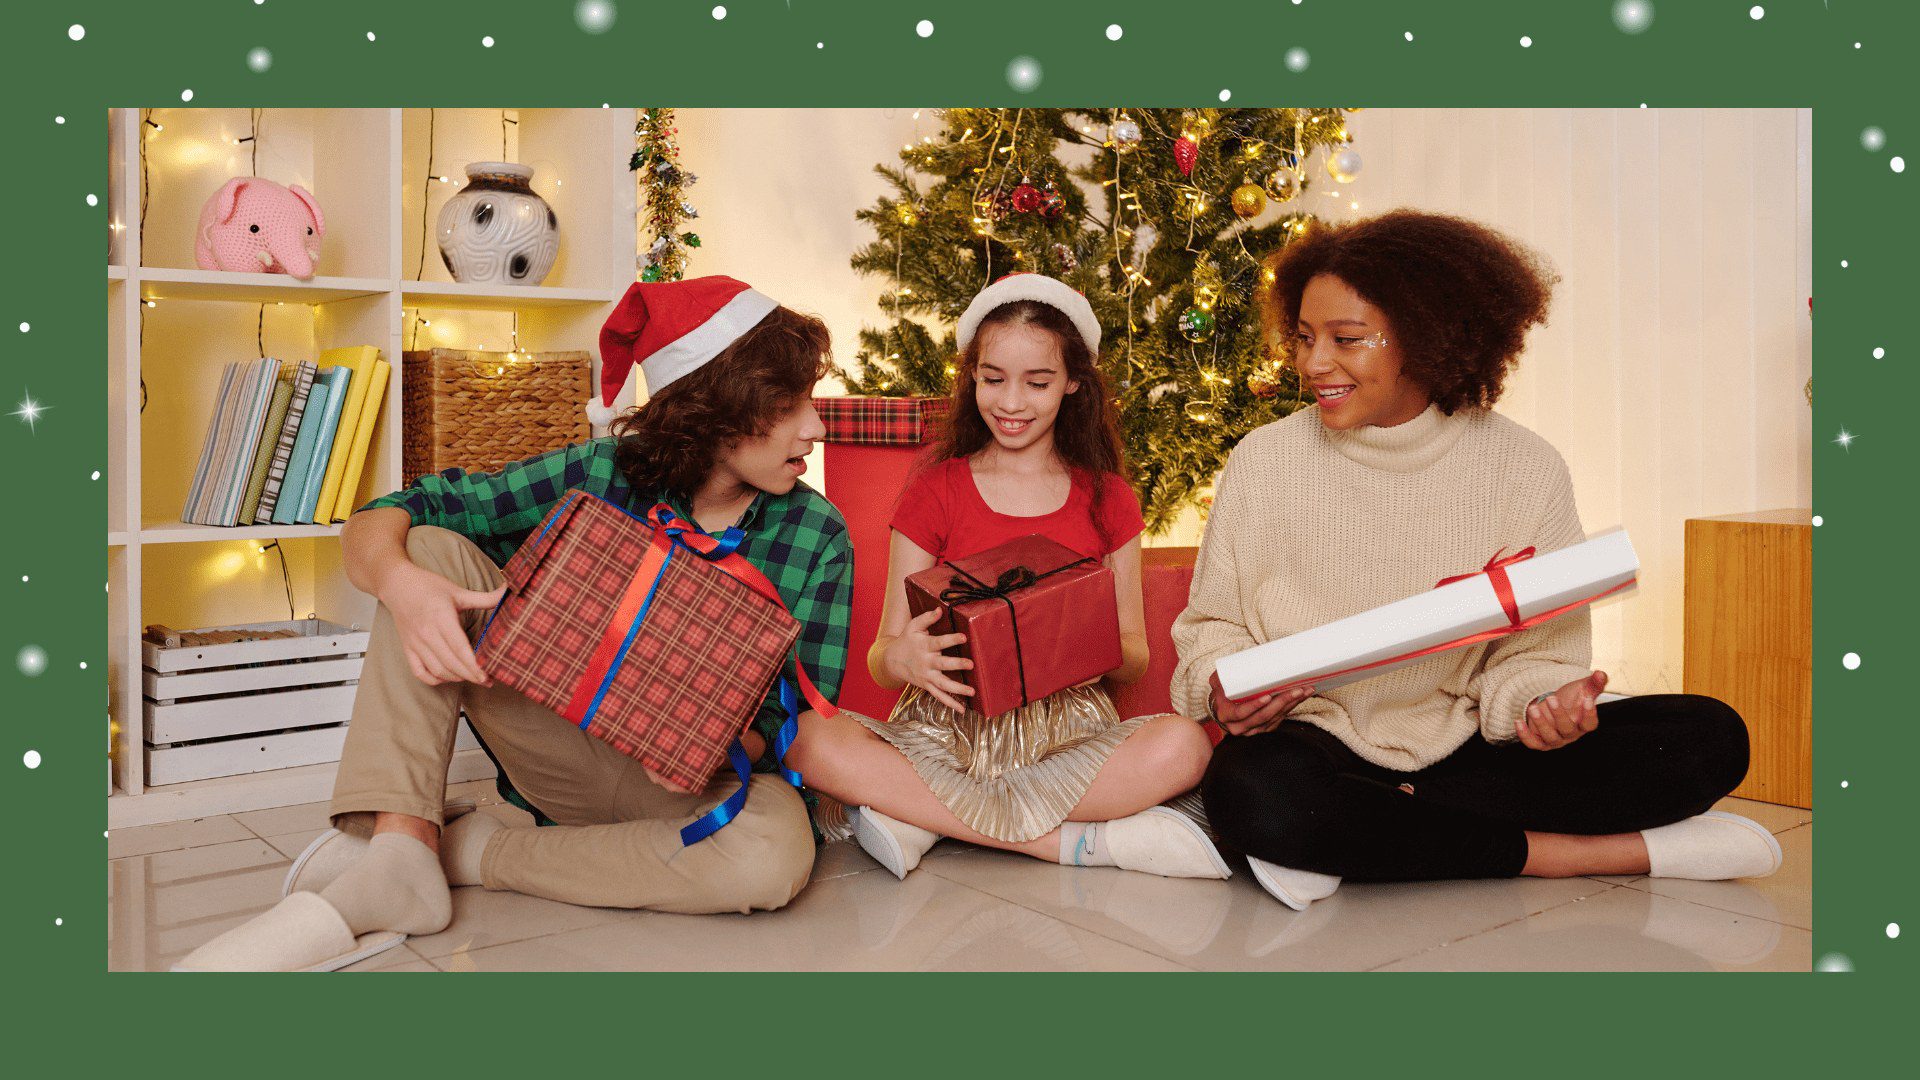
[177,277,851,971]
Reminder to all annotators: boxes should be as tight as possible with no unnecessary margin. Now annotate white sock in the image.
[317,832,451,936]
[1059,822,1113,867]
[439,812,505,887]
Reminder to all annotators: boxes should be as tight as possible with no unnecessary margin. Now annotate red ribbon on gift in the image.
[1227,546,1631,704]
[1433,546,1536,627]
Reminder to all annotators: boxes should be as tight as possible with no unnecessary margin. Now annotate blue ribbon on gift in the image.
[677,673,809,846]
[678,740,756,846]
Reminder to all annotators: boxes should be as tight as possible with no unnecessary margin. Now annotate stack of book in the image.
[181,346,391,527]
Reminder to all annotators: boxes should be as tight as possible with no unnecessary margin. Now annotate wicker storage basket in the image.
[402,348,592,483]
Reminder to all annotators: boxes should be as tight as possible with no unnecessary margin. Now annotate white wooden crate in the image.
[141,618,368,783]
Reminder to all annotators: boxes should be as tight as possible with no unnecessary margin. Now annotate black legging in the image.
[1201,694,1750,881]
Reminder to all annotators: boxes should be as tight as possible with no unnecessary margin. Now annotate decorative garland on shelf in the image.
[629,108,701,282]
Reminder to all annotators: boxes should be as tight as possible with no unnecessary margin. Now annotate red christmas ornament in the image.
[1041,190,1065,219]
[1174,135,1199,176]
[1010,182,1043,214]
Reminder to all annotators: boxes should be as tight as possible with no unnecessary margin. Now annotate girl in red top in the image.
[790,274,1227,879]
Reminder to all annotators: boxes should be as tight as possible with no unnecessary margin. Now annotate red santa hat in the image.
[590,275,779,426]
[956,272,1101,355]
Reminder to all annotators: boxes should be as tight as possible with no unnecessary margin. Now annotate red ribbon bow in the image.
[1435,546,1537,628]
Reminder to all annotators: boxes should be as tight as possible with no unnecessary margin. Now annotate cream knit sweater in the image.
[1170,404,1593,772]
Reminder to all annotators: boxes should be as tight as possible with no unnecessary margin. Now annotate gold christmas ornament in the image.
[1263,168,1301,202]
[897,203,920,226]
[1249,364,1284,398]
[1231,182,1267,219]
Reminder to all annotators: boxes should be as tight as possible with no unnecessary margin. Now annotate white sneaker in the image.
[850,805,941,880]
[1100,806,1232,880]
[1642,811,1783,880]
[1246,857,1341,911]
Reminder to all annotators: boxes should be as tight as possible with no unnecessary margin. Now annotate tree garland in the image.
[630,108,701,282]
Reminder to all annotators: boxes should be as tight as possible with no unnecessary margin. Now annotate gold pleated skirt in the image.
[842,682,1154,843]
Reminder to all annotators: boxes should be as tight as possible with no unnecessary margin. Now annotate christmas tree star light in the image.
[1834,428,1855,450]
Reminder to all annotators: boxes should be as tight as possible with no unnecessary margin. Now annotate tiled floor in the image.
[107,785,1811,972]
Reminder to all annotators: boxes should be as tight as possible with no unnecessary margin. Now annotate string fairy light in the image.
[416,108,437,280]
[257,540,296,621]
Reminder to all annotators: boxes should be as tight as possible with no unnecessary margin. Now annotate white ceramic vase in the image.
[436,161,560,286]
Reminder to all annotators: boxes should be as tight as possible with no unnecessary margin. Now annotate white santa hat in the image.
[589,275,779,426]
[956,272,1101,356]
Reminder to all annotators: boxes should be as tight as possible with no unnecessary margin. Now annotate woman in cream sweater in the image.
[1171,211,1781,910]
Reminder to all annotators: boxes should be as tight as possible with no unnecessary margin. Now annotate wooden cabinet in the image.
[1683,510,1812,808]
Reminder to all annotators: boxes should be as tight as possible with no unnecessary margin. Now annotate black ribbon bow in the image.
[936,556,1094,711]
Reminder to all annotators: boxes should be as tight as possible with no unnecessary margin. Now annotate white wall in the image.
[675,108,1813,696]
[1340,109,1813,695]
[677,108,923,390]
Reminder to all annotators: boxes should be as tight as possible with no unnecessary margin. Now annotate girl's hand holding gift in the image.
[1210,670,1316,737]
[882,607,976,714]
[1517,670,1609,751]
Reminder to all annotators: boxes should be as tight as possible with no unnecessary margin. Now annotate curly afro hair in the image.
[1262,210,1558,413]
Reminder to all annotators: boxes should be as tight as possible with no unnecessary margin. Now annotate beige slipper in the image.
[171,891,406,972]
[283,799,477,899]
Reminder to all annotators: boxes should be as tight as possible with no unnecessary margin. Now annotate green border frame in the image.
[3,0,1908,1064]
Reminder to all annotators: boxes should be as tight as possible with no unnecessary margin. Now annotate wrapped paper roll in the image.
[1216,530,1639,702]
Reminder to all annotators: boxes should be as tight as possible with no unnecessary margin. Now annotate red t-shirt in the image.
[890,457,1145,562]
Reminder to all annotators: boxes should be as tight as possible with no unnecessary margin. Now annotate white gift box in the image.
[1215,530,1639,701]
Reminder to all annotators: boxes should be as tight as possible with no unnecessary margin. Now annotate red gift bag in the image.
[814,395,950,720]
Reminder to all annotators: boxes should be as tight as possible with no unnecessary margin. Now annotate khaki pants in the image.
[329,526,815,915]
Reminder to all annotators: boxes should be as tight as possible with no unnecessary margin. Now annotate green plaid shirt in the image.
[359,437,853,785]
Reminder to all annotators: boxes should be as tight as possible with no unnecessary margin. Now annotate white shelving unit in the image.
[107,107,639,829]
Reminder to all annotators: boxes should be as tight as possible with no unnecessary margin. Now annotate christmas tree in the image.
[843,108,1359,532]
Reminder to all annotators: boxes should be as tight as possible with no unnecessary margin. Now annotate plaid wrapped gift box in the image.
[475,490,802,796]
[814,395,951,447]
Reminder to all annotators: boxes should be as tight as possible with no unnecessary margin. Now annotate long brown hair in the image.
[610,305,832,501]
[925,299,1128,547]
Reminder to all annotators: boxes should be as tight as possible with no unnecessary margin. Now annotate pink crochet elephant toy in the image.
[195,177,325,279]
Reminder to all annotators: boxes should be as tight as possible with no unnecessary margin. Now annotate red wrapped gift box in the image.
[904,534,1122,718]
[475,491,801,794]
[815,395,950,720]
